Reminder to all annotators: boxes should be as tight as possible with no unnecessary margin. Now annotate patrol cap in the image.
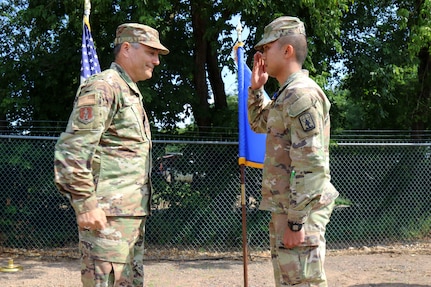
[254,16,306,51]
[114,23,170,55]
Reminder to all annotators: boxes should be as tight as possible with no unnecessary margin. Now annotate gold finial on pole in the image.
[0,258,23,273]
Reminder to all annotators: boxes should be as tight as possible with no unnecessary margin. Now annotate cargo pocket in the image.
[278,244,324,285]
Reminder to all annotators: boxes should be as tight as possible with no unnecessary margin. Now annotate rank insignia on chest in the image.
[78,106,94,124]
[299,112,315,132]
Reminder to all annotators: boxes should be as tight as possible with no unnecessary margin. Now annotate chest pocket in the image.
[114,94,145,140]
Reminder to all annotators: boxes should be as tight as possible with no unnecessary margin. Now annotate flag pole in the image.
[83,0,91,29]
[240,165,248,287]
[84,0,91,20]
[236,19,249,287]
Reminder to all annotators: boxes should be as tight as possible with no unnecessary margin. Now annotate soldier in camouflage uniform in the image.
[248,16,339,286]
[54,23,169,287]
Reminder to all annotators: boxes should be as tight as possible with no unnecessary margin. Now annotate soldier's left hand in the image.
[283,228,305,248]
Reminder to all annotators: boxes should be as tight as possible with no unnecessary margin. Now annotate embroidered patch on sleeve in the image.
[299,112,316,132]
[77,93,96,107]
[78,107,94,124]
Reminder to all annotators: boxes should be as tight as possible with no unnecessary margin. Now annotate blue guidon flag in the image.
[236,43,269,169]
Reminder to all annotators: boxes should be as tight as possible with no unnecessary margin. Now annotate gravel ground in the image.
[1,242,431,287]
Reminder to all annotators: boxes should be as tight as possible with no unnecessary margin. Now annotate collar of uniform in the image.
[110,62,141,96]
[281,69,309,89]
[273,69,309,100]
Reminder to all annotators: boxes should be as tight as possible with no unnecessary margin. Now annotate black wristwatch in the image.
[288,222,303,232]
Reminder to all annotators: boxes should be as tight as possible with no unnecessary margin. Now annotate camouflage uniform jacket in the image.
[248,70,338,224]
[54,62,152,217]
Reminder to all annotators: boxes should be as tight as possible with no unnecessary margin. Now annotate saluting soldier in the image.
[248,16,339,286]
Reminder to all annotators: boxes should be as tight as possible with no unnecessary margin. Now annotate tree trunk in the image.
[206,46,227,110]
[0,113,7,134]
[191,3,211,131]
[411,46,431,139]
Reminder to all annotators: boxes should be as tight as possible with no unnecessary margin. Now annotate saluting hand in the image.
[251,52,268,90]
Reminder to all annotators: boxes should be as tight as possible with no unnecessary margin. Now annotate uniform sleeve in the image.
[285,92,329,224]
[54,79,116,214]
[247,87,272,133]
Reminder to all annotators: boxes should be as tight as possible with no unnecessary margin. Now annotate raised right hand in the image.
[251,52,268,90]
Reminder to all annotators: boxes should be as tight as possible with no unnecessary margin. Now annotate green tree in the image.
[399,0,431,132]
[0,0,348,133]
[336,0,431,133]
[0,0,82,133]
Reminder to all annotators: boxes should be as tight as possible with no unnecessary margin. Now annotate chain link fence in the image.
[0,134,430,254]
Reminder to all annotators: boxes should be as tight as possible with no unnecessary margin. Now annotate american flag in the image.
[80,18,101,84]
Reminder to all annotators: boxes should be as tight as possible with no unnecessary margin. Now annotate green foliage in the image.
[3,0,431,132]
[0,0,349,133]
[336,0,431,130]
[325,88,349,132]
[334,196,352,206]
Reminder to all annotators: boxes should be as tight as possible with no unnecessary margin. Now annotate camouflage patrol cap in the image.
[254,16,306,51]
[114,23,169,55]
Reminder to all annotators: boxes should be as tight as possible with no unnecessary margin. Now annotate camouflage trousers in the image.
[269,202,335,287]
[79,216,147,287]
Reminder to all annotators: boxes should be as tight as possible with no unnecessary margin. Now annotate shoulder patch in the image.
[77,93,96,107]
[299,112,316,132]
[78,107,94,124]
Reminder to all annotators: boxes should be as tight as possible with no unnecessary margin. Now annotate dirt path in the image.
[1,243,430,287]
